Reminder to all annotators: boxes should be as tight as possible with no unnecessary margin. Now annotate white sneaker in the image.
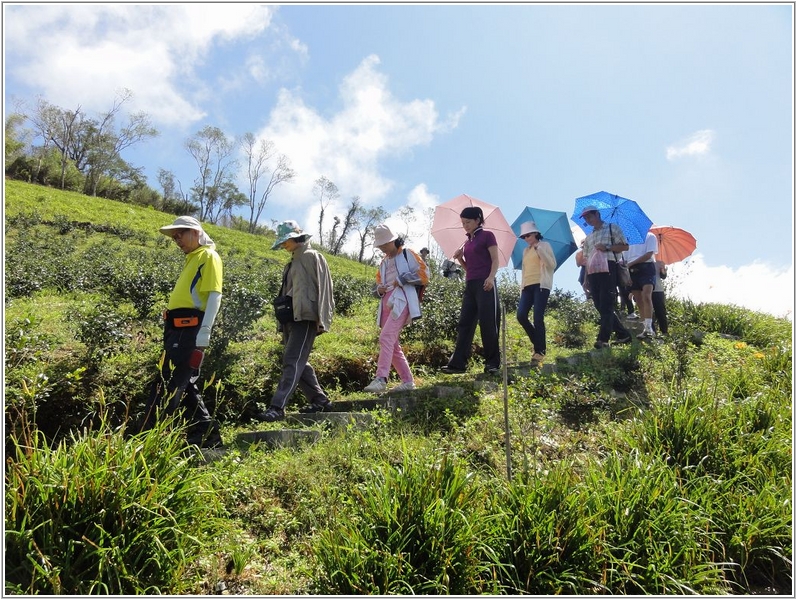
[363,377,387,393]
[626,313,639,320]
[636,328,654,339]
[391,381,416,392]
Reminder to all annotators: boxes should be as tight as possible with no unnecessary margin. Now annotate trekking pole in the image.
[501,302,512,481]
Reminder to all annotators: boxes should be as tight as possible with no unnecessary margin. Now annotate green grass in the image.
[4,180,793,594]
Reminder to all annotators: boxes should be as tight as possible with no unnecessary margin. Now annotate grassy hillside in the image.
[4,180,793,594]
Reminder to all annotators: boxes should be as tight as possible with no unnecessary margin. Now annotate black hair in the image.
[459,206,484,224]
[393,236,405,248]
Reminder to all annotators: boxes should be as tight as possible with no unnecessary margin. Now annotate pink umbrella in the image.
[431,193,516,266]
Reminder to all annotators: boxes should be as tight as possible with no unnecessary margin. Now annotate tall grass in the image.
[313,449,506,594]
[5,409,223,594]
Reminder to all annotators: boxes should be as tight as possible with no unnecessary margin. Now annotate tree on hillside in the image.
[5,113,29,165]
[395,205,418,242]
[81,90,158,197]
[24,92,157,197]
[157,168,198,215]
[355,206,389,263]
[330,196,362,256]
[30,98,83,190]
[313,176,339,249]
[214,180,249,224]
[185,126,239,223]
[240,132,296,234]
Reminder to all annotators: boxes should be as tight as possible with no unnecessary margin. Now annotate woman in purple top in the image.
[441,206,501,374]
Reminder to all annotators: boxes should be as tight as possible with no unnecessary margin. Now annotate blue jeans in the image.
[517,284,550,355]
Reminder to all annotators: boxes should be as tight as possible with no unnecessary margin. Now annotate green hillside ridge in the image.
[4,180,792,594]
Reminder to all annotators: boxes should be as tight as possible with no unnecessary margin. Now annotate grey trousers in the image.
[270,320,328,410]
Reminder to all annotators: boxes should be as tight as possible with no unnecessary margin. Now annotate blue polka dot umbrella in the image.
[572,191,653,245]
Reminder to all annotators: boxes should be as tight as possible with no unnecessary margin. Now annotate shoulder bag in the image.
[611,224,632,288]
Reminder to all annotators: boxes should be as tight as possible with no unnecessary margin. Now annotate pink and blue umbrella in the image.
[572,191,652,245]
[511,207,578,271]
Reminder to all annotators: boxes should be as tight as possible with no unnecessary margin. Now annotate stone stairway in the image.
[199,315,652,462]
[199,388,465,463]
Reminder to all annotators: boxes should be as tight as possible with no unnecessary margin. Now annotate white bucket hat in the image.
[373,224,398,248]
[159,216,214,246]
[519,221,541,237]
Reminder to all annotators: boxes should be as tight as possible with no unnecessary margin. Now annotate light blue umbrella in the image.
[511,207,577,271]
[572,191,652,245]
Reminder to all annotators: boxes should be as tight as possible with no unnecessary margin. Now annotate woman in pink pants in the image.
[363,224,429,394]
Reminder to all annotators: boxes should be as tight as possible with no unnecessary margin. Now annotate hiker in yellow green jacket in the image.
[138,216,223,448]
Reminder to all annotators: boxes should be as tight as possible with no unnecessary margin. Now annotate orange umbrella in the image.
[650,225,697,264]
[431,193,516,267]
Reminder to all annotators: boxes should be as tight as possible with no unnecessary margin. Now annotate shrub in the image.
[69,300,133,366]
[331,274,374,316]
[403,277,464,345]
[547,288,594,348]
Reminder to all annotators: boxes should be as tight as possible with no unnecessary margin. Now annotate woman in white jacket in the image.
[364,224,429,393]
[516,221,557,367]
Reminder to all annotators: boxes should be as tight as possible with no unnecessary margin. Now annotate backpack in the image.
[402,249,427,303]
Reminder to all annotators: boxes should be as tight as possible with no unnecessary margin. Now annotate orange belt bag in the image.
[173,315,200,328]
[163,309,203,328]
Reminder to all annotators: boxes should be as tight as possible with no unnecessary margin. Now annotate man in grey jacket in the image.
[255,221,335,422]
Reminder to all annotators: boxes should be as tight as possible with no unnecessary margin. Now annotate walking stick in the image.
[501,302,512,481]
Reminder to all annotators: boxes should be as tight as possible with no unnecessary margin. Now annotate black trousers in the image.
[447,278,501,370]
[587,263,630,344]
[139,313,221,447]
[652,291,669,335]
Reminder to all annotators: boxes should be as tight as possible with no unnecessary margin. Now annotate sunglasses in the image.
[170,228,192,240]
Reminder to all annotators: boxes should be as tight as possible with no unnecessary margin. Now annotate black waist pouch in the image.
[272,295,294,324]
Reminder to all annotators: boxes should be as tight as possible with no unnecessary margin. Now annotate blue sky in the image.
[4,3,793,318]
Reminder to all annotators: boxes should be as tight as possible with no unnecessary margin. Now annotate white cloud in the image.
[4,4,275,125]
[666,129,715,161]
[257,55,464,227]
[666,254,793,320]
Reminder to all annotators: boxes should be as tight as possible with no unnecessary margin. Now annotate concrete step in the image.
[236,429,322,448]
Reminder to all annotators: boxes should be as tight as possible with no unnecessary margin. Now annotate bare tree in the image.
[240,132,295,233]
[313,176,339,249]
[356,206,389,263]
[185,126,238,223]
[330,196,362,256]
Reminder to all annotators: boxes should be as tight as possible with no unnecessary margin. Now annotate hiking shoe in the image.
[531,353,545,367]
[626,313,639,320]
[636,329,654,339]
[614,335,632,345]
[484,365,501,375]
[391,381,416,392]
[594,340,610,349]
[363,377,387,393]
[440,365,467,374]
[254,407,285,422]
[299,399,333,413]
